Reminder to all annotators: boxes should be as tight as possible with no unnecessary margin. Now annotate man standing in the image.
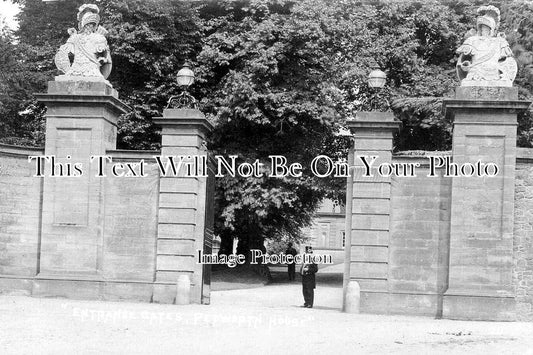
[300,246,318,308]
[285,242,298,281]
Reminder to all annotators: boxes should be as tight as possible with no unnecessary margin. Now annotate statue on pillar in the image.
[54,4,112,80]
[456,5,517,87]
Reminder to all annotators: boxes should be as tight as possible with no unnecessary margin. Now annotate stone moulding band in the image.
[153,109,214,135]
[444,288,515,298]
[34,93,130,115]
[346,120,401,132]
[105,149,161,162]
[46,114,119,127]
[0,143,44,157]
[361,290,444,296]
[443,99,531,118]
[0,274,184,285]
[452,121,518,126]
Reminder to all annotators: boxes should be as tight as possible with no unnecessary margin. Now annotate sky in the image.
[0,1,20,30]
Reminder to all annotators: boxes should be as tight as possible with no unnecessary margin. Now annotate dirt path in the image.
[0,284,532,354]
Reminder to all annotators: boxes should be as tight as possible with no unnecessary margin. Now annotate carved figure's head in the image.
[77,4,100,31]
[81,12,100,30]
[476,5,500,36]
[477,16,495,34]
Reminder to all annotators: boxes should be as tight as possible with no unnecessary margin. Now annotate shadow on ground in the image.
[269,264,343,287]
[211,264,269,291]
[212,263,343,291]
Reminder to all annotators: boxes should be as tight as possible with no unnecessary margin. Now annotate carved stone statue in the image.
[54,4,112,81]
[456,5,517,87]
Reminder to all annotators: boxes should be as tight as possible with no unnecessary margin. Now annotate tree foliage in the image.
[2,0,533,252]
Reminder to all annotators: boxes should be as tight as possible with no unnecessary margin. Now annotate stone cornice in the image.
[0,143,44,157]
[443,99,531,112]
[347,111,401,132]
[153,109,214,134]
[35,93,130,116]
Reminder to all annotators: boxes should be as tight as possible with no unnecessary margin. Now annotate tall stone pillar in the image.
[152,109,213,304]
[345,112,400,312]
[34,81,129,281]
[443,87,530,320]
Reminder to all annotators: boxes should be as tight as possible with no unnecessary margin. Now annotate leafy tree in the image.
[7,0,203,149]
[0,15,46,146]
[196,0,348,255]
[2,0,533,257]
[500,1,533,147]
[101,0,203,149]
[1,0,85,146]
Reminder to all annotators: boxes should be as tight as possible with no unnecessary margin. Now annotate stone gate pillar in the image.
[344,112,400,312]
[34,81,129,284]
[443,87,530,320]
[153,109,213,304]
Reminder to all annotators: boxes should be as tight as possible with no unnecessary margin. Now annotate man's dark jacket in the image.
[301,263,318,288]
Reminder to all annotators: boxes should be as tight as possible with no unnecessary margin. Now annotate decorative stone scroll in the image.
[54,4,112,81]
[456,5,517,87]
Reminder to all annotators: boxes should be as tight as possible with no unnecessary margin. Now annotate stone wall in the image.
[344,88,533,321]
[2,127,533,316]
[0,146,161,298]
[102,151,160,282]
[0,119,211,304]
[388,154,452,316]
[0,144,43,278]
[350,152,452,317]
[348,148,533,320]
[514,148,533,321]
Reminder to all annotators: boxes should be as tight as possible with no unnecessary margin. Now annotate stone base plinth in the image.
[460,79,513,88]
[443,293,516,321]
[0,276,183,304]
[454,86,518,100]
[49,78,117,97]
[360,291,442,318]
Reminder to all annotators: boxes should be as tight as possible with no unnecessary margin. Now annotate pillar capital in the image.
[154,109,213,138]
[443,86,531,123]
[35,80,130,119]
[346,111,401,133]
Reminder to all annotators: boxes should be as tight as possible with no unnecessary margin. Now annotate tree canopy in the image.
[1,0,533,252]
